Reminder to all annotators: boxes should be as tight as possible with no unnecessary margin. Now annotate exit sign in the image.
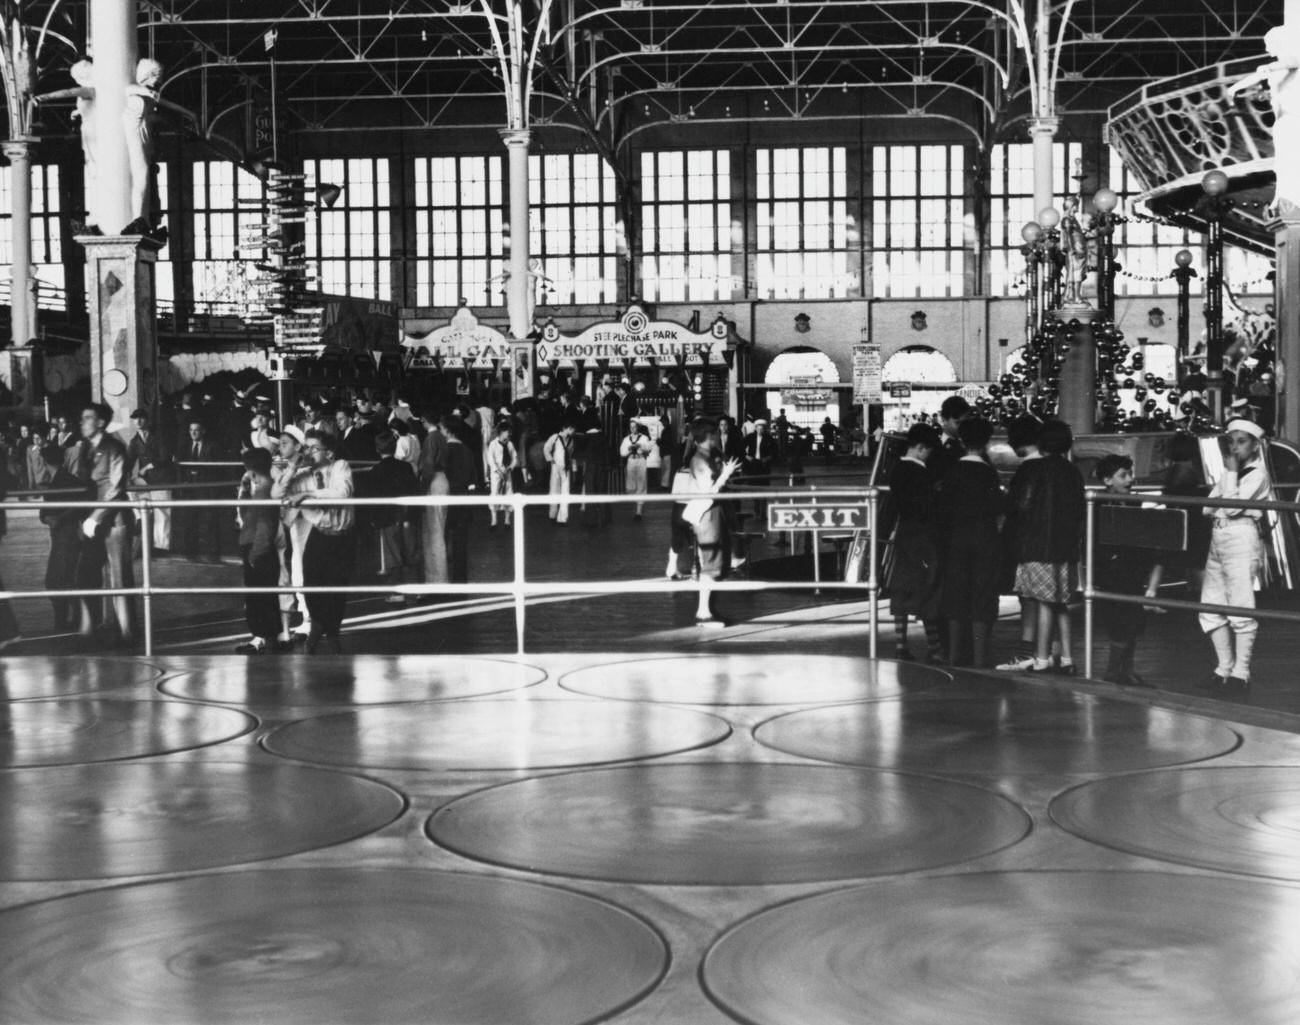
[768,504,869,531]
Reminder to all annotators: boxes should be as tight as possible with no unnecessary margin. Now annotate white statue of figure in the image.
[1232,24,1300,215]
[32,59,97,228]
[123,57,194,232]
[1059,195,1092,304]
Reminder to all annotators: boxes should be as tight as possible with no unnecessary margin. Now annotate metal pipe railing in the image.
[1081,487,1299,680]
[0,486,881,656]
[10,481,1291,671]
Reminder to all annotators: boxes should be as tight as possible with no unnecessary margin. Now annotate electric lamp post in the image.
[1171,249,1198,381]
[1197,169,1232,418]
[1091,187,1123,319]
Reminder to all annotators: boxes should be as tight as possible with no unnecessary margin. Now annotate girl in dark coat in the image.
[886,423,944,662]
[939,417,1004,668]
[1005,418,1085,673]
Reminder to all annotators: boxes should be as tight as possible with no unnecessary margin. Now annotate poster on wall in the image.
[852,343,882,403]
[511,345,534,401]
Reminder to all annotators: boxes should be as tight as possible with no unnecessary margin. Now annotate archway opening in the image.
[879,345,958,430]
[764,347,842,430]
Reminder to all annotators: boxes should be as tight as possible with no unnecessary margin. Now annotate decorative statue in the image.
[32,59,97,227]
[123,57,194,232]
[1059,195,1092,304]
[1232,24,1300,215]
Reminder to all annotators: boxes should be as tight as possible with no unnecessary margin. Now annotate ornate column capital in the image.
[1027,116,1060,139]
[499,128,531,150]
[2,138,33,162]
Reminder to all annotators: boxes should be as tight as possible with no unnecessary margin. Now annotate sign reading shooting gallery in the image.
[535,305,730,366]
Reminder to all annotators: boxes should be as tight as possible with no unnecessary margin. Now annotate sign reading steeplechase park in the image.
[768,503,870,531]
[535,305,730,366]
[400,306,512,368]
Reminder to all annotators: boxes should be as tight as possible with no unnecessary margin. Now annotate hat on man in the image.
[1225,418,1265,440]
[280,425,307,446]
[129,408,147,419]
[754,418,769,427]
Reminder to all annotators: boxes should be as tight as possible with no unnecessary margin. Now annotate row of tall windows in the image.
[1,147,1274,312]
[0,163,65,308]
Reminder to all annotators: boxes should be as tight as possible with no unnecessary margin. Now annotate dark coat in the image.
[1006,454,1085,564]
[357,456,421,528]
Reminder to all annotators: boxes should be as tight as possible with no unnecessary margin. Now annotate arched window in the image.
[882,345,956,384]
[764,347,841,429]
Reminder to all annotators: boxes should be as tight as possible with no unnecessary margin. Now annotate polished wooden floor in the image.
[2,652,1300,1024]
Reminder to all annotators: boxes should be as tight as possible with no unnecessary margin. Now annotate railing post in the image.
[1084,491,1096,680]
[810,484,821,592]
[512,492,526,655]
[138,499,154,656]
[867,487,879,659]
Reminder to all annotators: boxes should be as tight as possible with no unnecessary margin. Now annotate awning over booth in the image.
[536,304,733,368]
[400,306,512,369]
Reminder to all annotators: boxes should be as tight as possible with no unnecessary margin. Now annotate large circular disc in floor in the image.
[1050,766,1300,879]
[427,763,1030,884]
[559,654,944,705]
[0,762,404,880]
[264,700,731,770]
[0,658,163,701]
[158,655,545,707]
[702,870,1300,1025]
[0,699,254,767]
[0,868,667,1025]
[755,693,1239,775]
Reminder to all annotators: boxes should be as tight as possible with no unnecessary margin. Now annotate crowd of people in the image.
[0,376,1277,678]
[885,394,1273,692]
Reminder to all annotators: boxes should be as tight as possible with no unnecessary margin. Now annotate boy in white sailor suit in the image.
[619,420,654,519]
[1199,418,1273,693]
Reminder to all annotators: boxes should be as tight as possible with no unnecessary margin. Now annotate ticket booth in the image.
[400,305,529,409]
[533,304,748,417]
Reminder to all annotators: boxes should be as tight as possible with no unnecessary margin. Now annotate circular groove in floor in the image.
[0,699,255,767]
[263,699,731,771]
[427,762,1030,884]
[0,761,405,880]
[1050,766,1300,880]
[0,868,667,1025]
[0,658,164,701]
[702,870,1300,1025]
[559,654,946,705]
[754,693,1241,774]
[159,655,545,707]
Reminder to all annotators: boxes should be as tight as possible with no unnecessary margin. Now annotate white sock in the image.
[1208,625,1234,677]
[1231,628,1257,681]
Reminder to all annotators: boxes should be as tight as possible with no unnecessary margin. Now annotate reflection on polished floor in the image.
[2,653,1300,1024]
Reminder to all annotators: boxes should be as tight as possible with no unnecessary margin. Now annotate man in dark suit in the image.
[743,419,776,519]
[334,405,377,461]
[71,403,135,645]
[718,415,746,462]
[177,418,226,561]
[127,409,175,554]
[357,430,422,603]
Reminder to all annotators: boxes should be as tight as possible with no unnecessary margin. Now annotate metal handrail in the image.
[10,481,1291,675]
[0,486,882,657]
[1082,487,1298,679]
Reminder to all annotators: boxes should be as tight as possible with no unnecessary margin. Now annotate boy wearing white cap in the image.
[1199,418,1272,692]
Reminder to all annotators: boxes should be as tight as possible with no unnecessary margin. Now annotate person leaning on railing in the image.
[271,425,317,644]
[1198,418,1273,694]
[280,430,354,654]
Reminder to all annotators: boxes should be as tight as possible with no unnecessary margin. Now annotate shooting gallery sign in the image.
[535,305,730,367]
[400,306,512,369]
